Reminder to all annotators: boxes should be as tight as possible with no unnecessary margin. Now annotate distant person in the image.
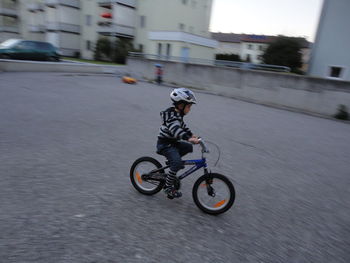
[156,88,200,198]
[155,64,163,85]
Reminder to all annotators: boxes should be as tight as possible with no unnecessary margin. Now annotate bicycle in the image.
[130,139,235,215]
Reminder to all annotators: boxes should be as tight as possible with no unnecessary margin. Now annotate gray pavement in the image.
[0,72,349,263]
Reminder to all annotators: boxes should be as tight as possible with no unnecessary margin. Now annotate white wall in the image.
[216,42,241,55]
[46,32,59,47]
[113,4,135,27]
[309,0,350,81]
[80,0,98,59]
[58,6,80,26]
[240,42,267,63]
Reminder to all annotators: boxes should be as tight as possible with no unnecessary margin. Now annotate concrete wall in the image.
[128,57,350,117]
[0,59,127,75]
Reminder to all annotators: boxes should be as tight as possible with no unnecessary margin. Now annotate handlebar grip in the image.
[198,139,210,153]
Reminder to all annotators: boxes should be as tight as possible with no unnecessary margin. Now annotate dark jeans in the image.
[156,140,193,173]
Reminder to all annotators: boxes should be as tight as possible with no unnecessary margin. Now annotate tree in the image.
[112,38,134,64]
[94,37,113,61]
[262,36,302,73]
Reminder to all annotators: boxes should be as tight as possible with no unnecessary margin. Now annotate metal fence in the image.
[128,52,291,73]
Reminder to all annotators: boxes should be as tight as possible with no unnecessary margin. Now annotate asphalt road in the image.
[0,72,349,263]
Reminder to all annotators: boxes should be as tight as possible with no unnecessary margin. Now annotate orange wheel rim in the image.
[136,172,142,184]
[214,200,226,208]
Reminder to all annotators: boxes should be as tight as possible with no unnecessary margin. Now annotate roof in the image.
[240,34,275,43]
[211,33,241,43]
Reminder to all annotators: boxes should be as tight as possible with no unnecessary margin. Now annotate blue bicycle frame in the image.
[156,158,208,181]
[178,159,208,180]
[150,139,210,180]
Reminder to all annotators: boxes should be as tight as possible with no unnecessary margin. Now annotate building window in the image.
[140,16,146,28]
[86,15,92,26]
[259,45,264,51]
[157,43,162,56]
[182,0,188,5]
[248,44,253,50]
[166,43,171,58]
[329,66,344,79]
[179,23,185,31]
[246,54,251,62]
[139,44,143,53]
[86,40,91,50]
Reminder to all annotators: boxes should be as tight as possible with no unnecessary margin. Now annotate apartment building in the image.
[0,0,20,42]
[308,0,350,81]
[0,0,216,61]
[136,0,216,61]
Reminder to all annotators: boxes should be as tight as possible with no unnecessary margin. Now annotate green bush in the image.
[334,105,349,120]
[94,37,113,61]
[216,53,242,62]
[113,38,133,64]
[94,37,137,64]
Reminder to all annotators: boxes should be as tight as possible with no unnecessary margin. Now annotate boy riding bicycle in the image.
[156,88,200,199]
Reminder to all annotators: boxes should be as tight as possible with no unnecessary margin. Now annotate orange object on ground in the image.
[122,76,137,84]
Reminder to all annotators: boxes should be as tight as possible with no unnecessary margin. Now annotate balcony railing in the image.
[0,25,19,33]
[28,3,45,12]
[98,0,136,8]
[0,8,18,17]
[45,0,80,9]
[97,22,134,37]
[28,25,46,33]
[46,22,80,34]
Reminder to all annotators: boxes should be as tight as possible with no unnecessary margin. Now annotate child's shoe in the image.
[164,186,182,199]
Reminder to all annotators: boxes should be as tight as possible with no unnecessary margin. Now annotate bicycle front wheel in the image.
[192,173,235,215]
[130,157,165,195]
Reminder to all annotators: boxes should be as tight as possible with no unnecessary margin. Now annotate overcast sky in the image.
[210,0,324,42]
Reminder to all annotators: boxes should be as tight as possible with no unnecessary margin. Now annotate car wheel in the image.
[47,56,57,62]
[1,54,11,59]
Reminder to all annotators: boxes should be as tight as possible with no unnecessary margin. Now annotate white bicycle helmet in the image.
[170,88,197,104]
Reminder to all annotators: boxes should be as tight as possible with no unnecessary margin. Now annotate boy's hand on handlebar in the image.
[188,137,200,144]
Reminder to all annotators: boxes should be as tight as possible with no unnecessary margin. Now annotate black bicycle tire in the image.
[130,156,165,195]
[192,173,235,215]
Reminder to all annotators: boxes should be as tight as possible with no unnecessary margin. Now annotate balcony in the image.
[98,0,136,8]
[0,25,19,33]
[46,22,80,34]
[28,3,45,12]
[97,22,134,38]
[0,8,18,17]
[45,0,80,9]
[28,25,46,33]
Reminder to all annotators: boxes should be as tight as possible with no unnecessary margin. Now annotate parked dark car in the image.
[0,39,61,61]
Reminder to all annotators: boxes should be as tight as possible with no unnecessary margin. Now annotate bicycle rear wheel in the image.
[192,173,235,215]
[130,157,165,195]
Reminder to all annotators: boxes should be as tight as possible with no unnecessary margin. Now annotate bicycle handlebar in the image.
[198,138,210,153]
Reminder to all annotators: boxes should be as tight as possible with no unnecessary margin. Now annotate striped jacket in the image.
[158,107,193,142]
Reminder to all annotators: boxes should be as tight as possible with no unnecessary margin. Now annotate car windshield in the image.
[0,39,20,48]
